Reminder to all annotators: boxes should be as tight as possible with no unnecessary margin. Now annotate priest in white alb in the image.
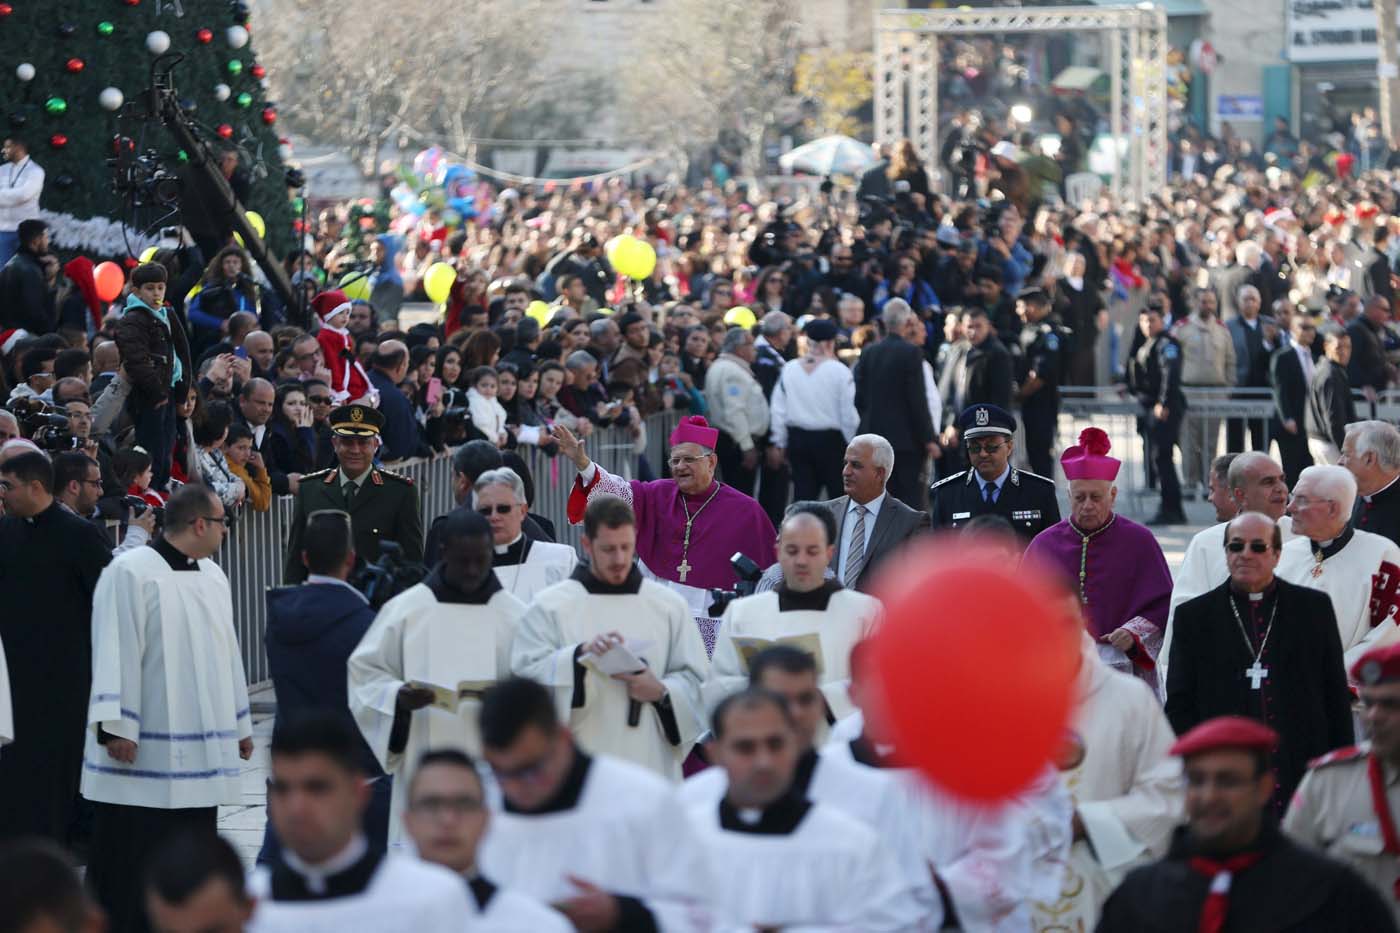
[348,510,527,848]
[551,415,776,654]
[1162,451,1294,688]
[1278,464,1400,668]
[477,677,715,931]
[1029,605,1184,932]
[705,502,880,733]
[81,485,254,933]
[511,495,708,781]
[472,467,576,603]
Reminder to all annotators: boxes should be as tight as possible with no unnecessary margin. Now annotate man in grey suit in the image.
[818,433,928,593]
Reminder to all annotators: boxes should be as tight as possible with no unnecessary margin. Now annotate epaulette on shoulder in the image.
[301,468,334,485]
[1308,746,1366,770]
[374,468,414,486]
[930,471,966,490]
[1017,469,1056,485]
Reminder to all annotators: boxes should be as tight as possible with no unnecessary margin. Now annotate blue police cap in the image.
[958,404,1016,439]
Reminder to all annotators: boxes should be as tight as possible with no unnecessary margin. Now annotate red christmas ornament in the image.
[0,4,12,17]
[65,58,84,74]
[260,107,276,126]
[250,64,266,79]
[122,0,140,6]
[196,28,213,44]
[50,134,68,149]
[122,256,139,269]
[216,123,233,139]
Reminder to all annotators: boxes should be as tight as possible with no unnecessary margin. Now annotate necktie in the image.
[983,483,997,504]
[343,481,356,508]
[844,504,867,589]
[1187,852,1263,933]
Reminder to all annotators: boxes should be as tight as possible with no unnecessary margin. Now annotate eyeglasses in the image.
[197,514,233,527]
[1288,493,1327,508]
[1226,540,1272,554]
[409,794,483,818]
[477,504,517,516]
[309,396,333,405]
[966,441,1006,455]
[668,454,710,467]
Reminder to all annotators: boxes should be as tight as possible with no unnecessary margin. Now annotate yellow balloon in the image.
[423,261,457,305]
[611,235,657,280]
[340,272,372,302]
[596,306,614,316]
[233,232,243,247]
[526,300,551,325]
[139,246,158,263]
[245,210,266,239]
[724,305,757,329]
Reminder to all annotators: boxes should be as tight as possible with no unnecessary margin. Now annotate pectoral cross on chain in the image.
[676,558,693,582]
[1246,660,1269,690]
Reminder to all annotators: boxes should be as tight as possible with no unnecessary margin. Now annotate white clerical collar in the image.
[1367,474,1400,502]
[736,807,763,825]
[281,834,367,895]
[306,573,368,603]
[494,532,524,555]
[851,491,886,518]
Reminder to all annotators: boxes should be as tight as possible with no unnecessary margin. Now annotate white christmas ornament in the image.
[99,87,124,111]
[214,84,231,102]
[227,25,249,49]
[15,63,34,83]
[146,31,171,55]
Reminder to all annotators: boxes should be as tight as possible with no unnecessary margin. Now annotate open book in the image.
[408,680,497,713]
[732,632,825,676]
[580,639,653,677]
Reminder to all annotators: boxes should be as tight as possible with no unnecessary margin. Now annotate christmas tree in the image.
[0,0,292,258]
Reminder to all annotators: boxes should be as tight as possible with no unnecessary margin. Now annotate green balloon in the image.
[227,60,243,76]
[96,21,114,36]
[44,97,67,115]
[236,92,252,108]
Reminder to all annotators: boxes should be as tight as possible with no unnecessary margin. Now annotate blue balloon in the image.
[447,196,476,218]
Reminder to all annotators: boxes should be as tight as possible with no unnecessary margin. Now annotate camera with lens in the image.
[708,552,764,617]
[109,140,180,207]
[353,540,429,610]
[5,398,80,452]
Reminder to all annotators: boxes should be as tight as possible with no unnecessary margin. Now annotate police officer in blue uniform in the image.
[1014,286,1064,478]
[1126,303,1187,525]
[928,404,1061,542]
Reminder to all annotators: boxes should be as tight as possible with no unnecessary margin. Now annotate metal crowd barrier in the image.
[214,418,651,686]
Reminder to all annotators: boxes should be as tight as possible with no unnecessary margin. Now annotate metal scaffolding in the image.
[874,4,1169,204]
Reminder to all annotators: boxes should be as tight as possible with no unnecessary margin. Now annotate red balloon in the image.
[49,134,67,149]
[196,28,213,44]
[93,261,126,303]
[216,123,233,139]
[868,540,1081,802]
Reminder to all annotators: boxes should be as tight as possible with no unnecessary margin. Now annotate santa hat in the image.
[1324,208,1346,227]
[1169,716,1277,758]
[1356,201,1381,221]
[312,290,353,325]
[669,415,720,450]
[1060,427,1121,482]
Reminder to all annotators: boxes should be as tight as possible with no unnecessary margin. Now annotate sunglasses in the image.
[477,504,516,516]
[966,441,1006,455]
[1226,540,1272,554]
[309,396,333,405]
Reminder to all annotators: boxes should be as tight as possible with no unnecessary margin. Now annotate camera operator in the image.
[53,451,156,554]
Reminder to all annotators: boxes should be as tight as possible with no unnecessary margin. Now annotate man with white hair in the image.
[703,326,771,504]
[818,434,928,593]
[1278,464,1400,667]
[1226,284,1276,453]
[472,467,576,603]
[1342,420,1400,545]
[853,299,937,507]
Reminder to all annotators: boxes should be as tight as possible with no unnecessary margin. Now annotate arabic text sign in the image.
[1289,0,1397,62]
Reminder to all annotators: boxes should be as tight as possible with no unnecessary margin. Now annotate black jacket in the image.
[853,334,934,453]
[929,466,1060,541]
[1346,317,1389,392]
[113,300,194,407]
[0,248,55,334]
[955,336,1014,413]
[265,582,384,777]
[1165,579,1352,812]
[1270,344,1311,425]
[1125,333,1185,412]
[1354,475,1400,547]
[1306,358,1355,449]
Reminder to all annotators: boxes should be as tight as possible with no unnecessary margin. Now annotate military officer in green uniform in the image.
[284,403,423,583]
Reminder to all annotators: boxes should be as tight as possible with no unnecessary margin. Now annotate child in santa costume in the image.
[313,290,377,406]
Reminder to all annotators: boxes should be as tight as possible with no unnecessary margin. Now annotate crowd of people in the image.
[7,110,1400,930]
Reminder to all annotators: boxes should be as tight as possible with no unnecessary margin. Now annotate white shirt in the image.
[0,156,44,232]
[836,492,884,581]
[1295,342,1316,388]
[768,356,859,448]
[252,423,267,448]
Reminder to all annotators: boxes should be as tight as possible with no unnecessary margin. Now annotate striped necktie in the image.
[844,504,867,589]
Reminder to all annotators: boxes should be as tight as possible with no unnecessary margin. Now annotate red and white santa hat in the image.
[311,289,353,326]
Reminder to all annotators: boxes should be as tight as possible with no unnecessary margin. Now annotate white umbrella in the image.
[779,135,877,176]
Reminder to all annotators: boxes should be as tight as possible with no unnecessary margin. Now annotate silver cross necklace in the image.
[1228,590,1278,690]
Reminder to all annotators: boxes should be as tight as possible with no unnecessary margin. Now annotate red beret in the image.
[1352,642,1400,686]
[1169,716,1277,758]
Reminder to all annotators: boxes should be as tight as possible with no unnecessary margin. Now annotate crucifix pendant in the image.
[1246,660,1269,689]
[1312,559,1325,578]
[677,558,692,582]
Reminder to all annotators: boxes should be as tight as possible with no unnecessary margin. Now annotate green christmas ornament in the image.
[236,92,252,108]
[44,97,68,115]
[96,21,114,36]
[177,150,189,163]
[226,60,243,76]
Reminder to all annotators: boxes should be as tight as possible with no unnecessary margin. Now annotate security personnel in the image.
[1284,641,1400,925]
[1126,303,1187,525]
[1014,286,1063,478]
[929,403,1060,542]
[283,403,423,583]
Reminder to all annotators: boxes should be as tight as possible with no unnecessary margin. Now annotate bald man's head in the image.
[373,339,410,379]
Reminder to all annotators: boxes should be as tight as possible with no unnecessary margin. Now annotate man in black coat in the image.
[1347,294,1394,399]
[951,306,1013,416]
[852,300,935,508]
[1098,716,1395,933]
[1126,304,1187,524]
[1270,317,1316,486]
[1165,512,1353,814]
[262,510,389,861]
[0,453,111,846]
[1306,325,1357,464]
[0,218,55,336]
[1341,419,1400,546]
